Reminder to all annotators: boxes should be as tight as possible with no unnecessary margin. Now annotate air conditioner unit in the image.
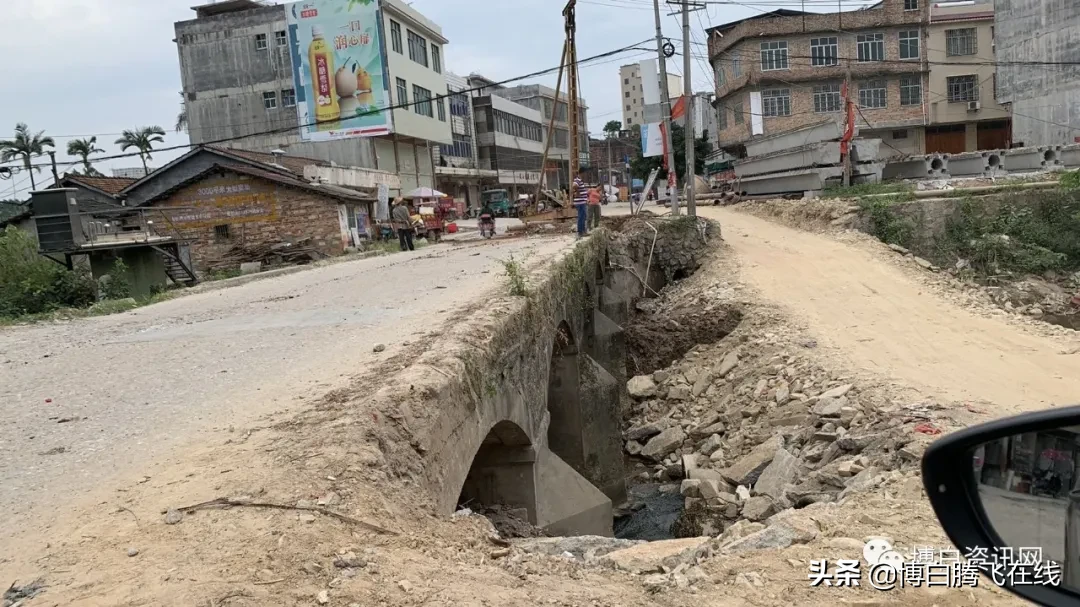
[967,100,981,112]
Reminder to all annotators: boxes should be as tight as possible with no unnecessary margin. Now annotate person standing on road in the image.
[587,184,602,231]
[391,198,415,252]
[572,168,588,238]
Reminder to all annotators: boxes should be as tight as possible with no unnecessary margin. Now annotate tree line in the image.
[0,123,168,191]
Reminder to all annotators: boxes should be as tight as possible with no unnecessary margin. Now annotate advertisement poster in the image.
[286,0,392,142]
[640,123,664,158]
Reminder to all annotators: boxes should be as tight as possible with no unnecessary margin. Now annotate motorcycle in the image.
[479,214,495,239]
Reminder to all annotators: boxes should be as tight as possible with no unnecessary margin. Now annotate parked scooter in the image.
[479,214,495,239]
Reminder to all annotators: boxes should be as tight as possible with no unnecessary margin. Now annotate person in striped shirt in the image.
[572,167,588,238]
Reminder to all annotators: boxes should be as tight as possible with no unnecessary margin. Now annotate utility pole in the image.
[842,61,854,187]
[565,0,581,183]
[48,151,60,186]
[653,0,679,215]
[681,0,696,216]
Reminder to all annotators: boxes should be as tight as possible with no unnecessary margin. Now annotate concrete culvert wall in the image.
[356,221,721,538]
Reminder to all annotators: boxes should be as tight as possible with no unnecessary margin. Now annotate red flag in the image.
[660,122,669,171]
[670,95,687,121]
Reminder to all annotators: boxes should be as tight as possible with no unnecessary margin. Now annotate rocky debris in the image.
[372,343,386,353]
[163,508,184,525]
[625,422,664,442]
[721,435,783,486]
[717,351,739,378]
[514,536,643,562]
[4,579,45,606]
[753,447,800,502]
[627,375,658,399]
[333,551,367,569]
[599,537,712,574]
[126,547,140,557]
[740,496,775,521]
[640,427,686,461]
[475,505,546,539]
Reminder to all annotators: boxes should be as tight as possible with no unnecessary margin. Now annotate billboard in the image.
[285,0,392,142]
[641,123,664,158]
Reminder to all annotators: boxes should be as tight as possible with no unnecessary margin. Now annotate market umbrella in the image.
[405,187,446,199]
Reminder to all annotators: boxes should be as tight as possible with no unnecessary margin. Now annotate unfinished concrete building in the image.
[995,0,1080,147]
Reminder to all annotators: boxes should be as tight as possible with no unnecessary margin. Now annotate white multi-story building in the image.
[619,63,681,128]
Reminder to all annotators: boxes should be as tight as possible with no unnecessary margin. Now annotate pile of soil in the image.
[624,304,743,376]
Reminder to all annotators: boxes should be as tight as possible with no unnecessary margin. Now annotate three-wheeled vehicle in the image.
[480,189,513,217]
[406,187,449,242]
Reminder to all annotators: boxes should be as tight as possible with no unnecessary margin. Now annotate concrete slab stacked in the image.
[736,120,883,196]
[881,152,950,180]
[1003,146,1063,171]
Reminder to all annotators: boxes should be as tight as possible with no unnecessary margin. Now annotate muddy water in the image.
[614,483,684,541]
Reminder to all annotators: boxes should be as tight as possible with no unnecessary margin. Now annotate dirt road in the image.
[0,236,571,533]
[699,207,1080,414]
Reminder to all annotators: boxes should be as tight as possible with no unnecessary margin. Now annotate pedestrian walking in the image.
[587,185,602,230]
[572,167,588,238]
[391,198,415,251]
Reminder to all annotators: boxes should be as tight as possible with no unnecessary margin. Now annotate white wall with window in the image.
[382,0,451,144]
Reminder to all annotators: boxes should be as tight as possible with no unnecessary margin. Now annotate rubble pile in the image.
[622,320,937,541]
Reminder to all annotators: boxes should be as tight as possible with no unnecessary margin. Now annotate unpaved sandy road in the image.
[0,236,570,531]
[700,207,1080,414]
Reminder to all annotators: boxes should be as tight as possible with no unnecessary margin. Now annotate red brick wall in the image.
[710,0,929,147]
[152,170,345,271]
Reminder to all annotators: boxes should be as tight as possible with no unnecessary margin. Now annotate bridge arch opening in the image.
[546,321,583,470]
[457,420,537,520]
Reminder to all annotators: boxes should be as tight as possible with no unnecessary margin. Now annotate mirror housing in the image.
[923,406,1080,607]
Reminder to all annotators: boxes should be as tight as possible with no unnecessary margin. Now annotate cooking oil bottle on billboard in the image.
[309,25,340,131]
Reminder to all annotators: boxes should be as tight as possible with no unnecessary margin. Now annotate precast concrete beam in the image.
[947,150,1006,177]
[734,142,841,178]
[851,139,883,163]
[851,162,884,185]
[745,120,843,158]
[739,167,843,196]
[1004,146,1062,171]
[1060,144,1080,168]
[882,157,933,180]
[927,153,950,177]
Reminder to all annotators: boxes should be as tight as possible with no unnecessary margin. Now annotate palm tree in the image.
[175,92,188,133]
[0,123,55,190]
[115,126,166,176]
[66,137,105,176]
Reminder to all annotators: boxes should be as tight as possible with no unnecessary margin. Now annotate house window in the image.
[946,28,977,56]
[390,20,403,54]
[625,91,630,98]
[436,96,446,121]
[857,33,885,62]
[281,88,296,107]
[905,0,919,9]
[718,106,728,130]
[412,85,433,117]
[396,77,408,105]
[214,224,231,240]
[624,78,630,84]
[813,83,842,113]
[407,30,429,67]
[262,91,277,109]
[627,117,633,125]
[432,45,442,74]
[449,91,470,116]
[900,75,922,106]
[947,75,979,102]
[899,30,920,59]
[274,30,287,47]
[810,37,838,67]
[892,130,909,139]
[761,88,791,117]
[625,104,630,111]
[715,64,725,86]
[733,102,744,124]
[255,33,268,51]
[858,79,887,109]
[760,41,789,71]
[732,57,742,77]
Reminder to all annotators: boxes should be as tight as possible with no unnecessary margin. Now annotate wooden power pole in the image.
[564,0,581,182]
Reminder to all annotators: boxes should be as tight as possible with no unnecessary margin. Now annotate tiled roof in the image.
[208,146,327,177]
[142,162,372,206]
[62,175,137,195]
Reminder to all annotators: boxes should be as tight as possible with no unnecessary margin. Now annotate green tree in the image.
[603,120,622,139]
[0,123,55,190]
[175,92,188,133]
[629,123,712,184]
[66,137,105,176]
[115,126,166,176]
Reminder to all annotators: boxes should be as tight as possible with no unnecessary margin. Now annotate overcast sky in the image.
[0,0,863,199]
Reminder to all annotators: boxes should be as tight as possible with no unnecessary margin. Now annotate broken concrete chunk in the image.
[774,382,791,405]
[681,479,703,498]
[627,375,658,399]
[697,434,724,456]
[813,396,846,417]
[668,385,692,401]
[653,370,671,383]
[626,422,664,442]
[691,373,712,397]
[819,384,853,400]
[741,496,776,521]
[837,460,865,477]
[721,435,783,486]
[698,479,724,501]
[721,518,818,554]
[753,447,801,502]
[600,537,711,574]
[626,440,643,456]
[681,453,699,476]
[717,352,739,378]
[641,427,686,461]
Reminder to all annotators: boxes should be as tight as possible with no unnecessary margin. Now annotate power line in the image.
[1,40,656,172]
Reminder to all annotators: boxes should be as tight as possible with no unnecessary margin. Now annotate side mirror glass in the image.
[923,407,1080,606]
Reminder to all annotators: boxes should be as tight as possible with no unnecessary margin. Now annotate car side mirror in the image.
[923,406,1080,606]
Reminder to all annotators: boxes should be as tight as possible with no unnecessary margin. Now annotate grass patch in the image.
[206,268,243,282]
[858,197,916,247]
[367,238,429,255]
[500,254,528,296]
[822,181,914,199]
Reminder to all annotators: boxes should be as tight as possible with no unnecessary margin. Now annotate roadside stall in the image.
[406,187,448,243]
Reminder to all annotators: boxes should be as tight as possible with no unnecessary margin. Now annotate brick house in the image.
[125,147,376,273]
[708,1,929,157]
